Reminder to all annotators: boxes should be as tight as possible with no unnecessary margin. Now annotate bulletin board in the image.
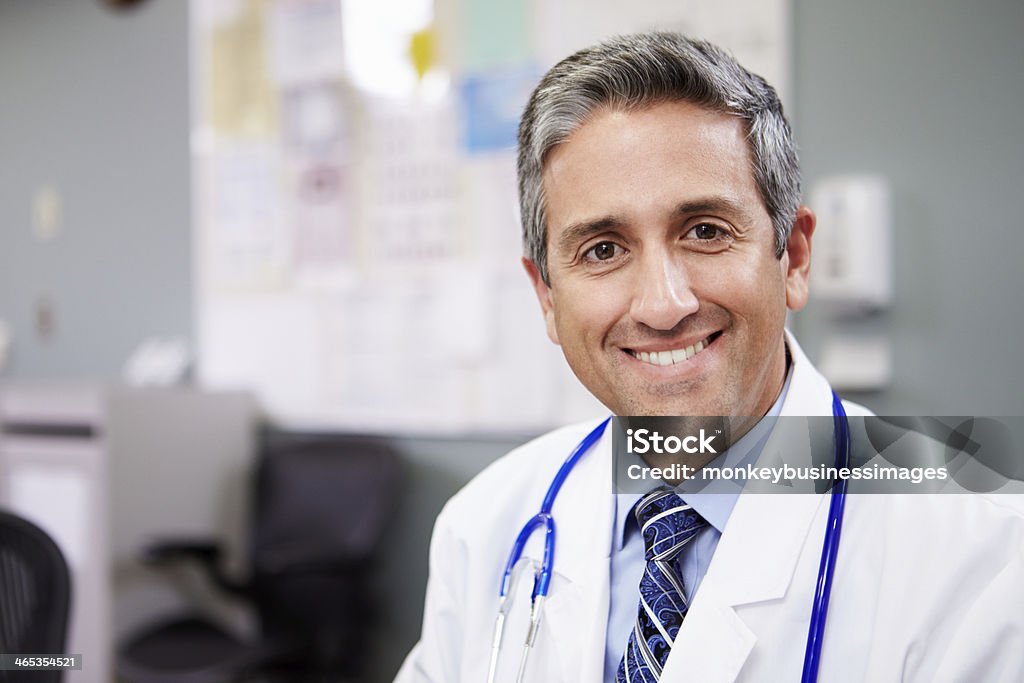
[191,0,791,434]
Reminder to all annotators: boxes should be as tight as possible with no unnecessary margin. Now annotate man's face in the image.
[525,101,814,420]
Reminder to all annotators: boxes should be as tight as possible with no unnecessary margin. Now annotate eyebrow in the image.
[555,216,626,257]
[554,196,756,256]
[671,197,756,225]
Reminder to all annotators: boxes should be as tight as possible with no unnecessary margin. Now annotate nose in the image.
[628,250,699,331]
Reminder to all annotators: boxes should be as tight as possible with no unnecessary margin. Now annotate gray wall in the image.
[0,0,191,378]
[2,1,1023,681]
[792,0,1024,414]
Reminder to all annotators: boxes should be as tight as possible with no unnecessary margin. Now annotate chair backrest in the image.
[0,510,71,683]
[249,436,402,636]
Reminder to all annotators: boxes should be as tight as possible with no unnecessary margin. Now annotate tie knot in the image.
[634,488,708,562]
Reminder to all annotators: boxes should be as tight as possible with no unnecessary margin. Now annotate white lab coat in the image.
[396,336,1024,682]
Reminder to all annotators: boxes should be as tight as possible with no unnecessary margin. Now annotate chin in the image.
[616,384,724,417]
[609,395,722,418]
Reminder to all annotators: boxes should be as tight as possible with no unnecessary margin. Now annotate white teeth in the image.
[633,336,712,367]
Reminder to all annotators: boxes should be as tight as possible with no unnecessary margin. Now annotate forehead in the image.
[541,101,765,234]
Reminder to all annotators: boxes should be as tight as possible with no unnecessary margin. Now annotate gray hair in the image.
[517,32,801,285]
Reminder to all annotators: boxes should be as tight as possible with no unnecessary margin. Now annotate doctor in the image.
[396,33,1024,682]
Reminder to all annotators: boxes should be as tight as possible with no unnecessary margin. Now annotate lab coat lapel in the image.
[661,333,836,682]
[663,492,827,681]
[541,424,614,683]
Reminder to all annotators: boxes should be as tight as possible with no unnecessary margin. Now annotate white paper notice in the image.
[356,97,461,268]
[533,0,790,104]
[268,0,346,87]
[206,142,290,292]
[317,267,489,431]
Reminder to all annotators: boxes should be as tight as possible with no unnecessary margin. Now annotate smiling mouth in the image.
[627,332,722,367]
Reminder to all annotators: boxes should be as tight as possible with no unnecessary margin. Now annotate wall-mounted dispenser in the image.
[809,175,892,311]
[808,174,893,392]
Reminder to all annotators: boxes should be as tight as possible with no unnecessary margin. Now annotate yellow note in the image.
[409,26,437,81]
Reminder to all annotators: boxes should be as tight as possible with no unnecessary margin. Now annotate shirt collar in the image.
[612,347,795,550]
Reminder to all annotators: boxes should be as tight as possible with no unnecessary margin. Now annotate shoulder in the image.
[871,490,1024,530]
[847,492,1024,578]
[818,492,1024,679]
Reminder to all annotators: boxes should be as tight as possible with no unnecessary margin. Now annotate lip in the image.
[624,331,722,355]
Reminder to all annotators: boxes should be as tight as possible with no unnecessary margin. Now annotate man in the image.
[396,33,1024,682]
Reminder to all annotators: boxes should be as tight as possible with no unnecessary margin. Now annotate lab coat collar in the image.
[780,330,838,417]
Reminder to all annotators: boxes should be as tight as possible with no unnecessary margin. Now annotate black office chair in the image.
[118,436,403,683]
[0,509,71,683]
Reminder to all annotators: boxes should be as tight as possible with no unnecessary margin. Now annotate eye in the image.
[689,223,726,240]
[583,241,623,262]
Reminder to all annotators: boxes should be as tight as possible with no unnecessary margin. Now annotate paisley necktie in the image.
[616,488,708,682]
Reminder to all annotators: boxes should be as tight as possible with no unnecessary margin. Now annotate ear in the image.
[784,206,816,312]
[522,257,561,346]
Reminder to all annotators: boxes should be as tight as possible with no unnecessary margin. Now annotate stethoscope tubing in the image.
[801,393,851,683]
[494,398,850,683]
[498,417,612,600]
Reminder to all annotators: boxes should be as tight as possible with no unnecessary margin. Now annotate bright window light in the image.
[341,0,434,98]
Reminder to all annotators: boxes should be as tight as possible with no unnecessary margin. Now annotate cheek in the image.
[730,256,787,297]
[742,266,790,337]
[694,257,787,323]
[552,279,625,344]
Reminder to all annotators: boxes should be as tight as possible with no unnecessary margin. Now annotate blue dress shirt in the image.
[603,366,794,682]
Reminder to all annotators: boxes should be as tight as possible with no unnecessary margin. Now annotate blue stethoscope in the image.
[486,393,851,683]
